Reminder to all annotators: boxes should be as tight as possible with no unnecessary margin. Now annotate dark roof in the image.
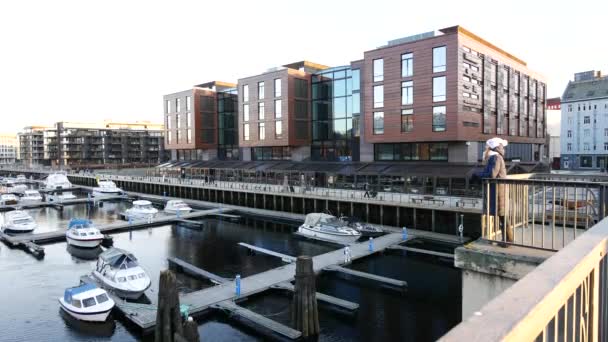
[562,76,608,103]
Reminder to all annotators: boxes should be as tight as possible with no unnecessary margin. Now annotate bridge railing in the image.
[481,176,608,250]
[440,215,608,341]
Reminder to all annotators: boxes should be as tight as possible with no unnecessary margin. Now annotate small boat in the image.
[58,283,115,322]
[0,193,19,205]
[93,248,151,299]
[15,175,27,183]
[1,210,37,233]
[66,219,105,248]
[4,182,27,194]
[340,216,384,238]
[92,180,123,198]
[298,213,361,244]
[125,200,158,220]
[21,190,43,203]
[45,172,77,201]
[164,200,192,214]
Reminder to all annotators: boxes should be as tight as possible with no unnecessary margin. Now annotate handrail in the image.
[440,216,608,341]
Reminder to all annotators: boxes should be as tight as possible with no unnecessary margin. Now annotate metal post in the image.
[402,226,408,241]
[235,274,241,296]
[459,214,464,242]
[368,237,374,252]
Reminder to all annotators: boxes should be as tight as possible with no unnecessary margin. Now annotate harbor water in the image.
[0,197,461,341]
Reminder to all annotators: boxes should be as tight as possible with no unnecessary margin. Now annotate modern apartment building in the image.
[560,71,608,169]
[238,61,326,161]
[0,134,18,165]
[163,81,239,161]
[18,126,47,166]
[363,26,546,163]
[18,121,165,167]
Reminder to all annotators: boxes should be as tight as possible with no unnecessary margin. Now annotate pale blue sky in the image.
[0,0,606,133]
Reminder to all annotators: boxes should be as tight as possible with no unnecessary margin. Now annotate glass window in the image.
[401,53,413,77]
[333,97,346,119]
[433,106,446,132]
[166,115,171,129]
[433,76,446,102]
[166,100,171,113]
[176,114,181,129]
[373,59,384,82]
[352,69,360,91]
[584,116,590,124]
[430,143,448,161]
[71,299,82,308]
[176,98,181,112]
[243,104,249,122]
[167,131,172,144]
[258,122,265,140]
[243,123,250,141]
[258,102,265,120]
[243,84,249,102]
[83,297,97,308]
[95,293,109,304]
[433,46,446,72]
[402,81,413,105]
[352,93,360,114]
[401,109,413,132]
[258,82,265,99]
[373,112,384,134]
[187,130,192,143]
[374,85,384,108]
[186,96,191,111]
[274,100,282,118]
[274,78,281,97]
[275,121,282,138]
[334,119,347,139]
[334,79,346,97]
[294,79,308,98]
[187,113,191,127]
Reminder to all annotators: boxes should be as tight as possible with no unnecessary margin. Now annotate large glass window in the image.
[374,85,384,108]
[402,81,413,105]
[432,106,446,132]
[352,93,360,114]
[373,112,384,134]
[275,121,282,138]
[401,53,413,77]
[166,115,171,129]
[243,104,249,122]
[433,76,446,102]
[166,100,171,113]
[274,100,281,118]
[274,78,281,97]
[294,79,308,98]
[243,84,249,102]
[243,124,250,141]
[373,142,448,161]
[258,102,265,120]
[433,46,446,73]
[258,122,265,140]
[401,109,413,132]
[373,59,383,82]
[334,79,346,97]
[352,69,360,91]
[186,96,191,111]
[258,82,265,99]
[176,98,181,112]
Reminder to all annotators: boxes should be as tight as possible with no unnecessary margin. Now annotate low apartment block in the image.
[0,133,18,165]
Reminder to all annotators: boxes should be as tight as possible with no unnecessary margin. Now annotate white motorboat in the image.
[66,219,104,248]
[15,175,27,183]
[59,283,115,322]
[21,190,43,203]
[125,200,158,220]
[93,248,151,299]
[297,213,361,244]
[4,182,27,194]
[339,216,384,238]
[45,172,77,201]
[1,210,37,233]
[164,200,192,214]
[0,193,19,205]
[92,180,123,197]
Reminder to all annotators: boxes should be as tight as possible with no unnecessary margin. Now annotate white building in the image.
[0,133,18,165]
[560,70,608,170]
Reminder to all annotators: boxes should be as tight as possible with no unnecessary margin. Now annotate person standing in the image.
[476,137,512,246]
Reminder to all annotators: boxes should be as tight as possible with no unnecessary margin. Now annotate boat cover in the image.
[303,213,337,226]
[99,248,138,267]
[64,283,97,302]
[68,219,92,229]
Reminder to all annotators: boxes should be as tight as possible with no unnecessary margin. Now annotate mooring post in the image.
[292,256,320,337]
[154,270,201,342]
[458,214,464,242]
[235,274,241,296]
[368,237,374,252]
[402,226,408,241]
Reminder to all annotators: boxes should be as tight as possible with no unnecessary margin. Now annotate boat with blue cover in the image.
[66,219,104,248]
[58,283,115,322]
[93,248,151,299]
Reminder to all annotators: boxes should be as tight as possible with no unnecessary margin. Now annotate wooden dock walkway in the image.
[386,245,455,259]
[0,195,125,212]
[323,265,407,288]
[167,257,231,285]
[271,282,359,312]
[237,242,297,263]
[99,233,404,331]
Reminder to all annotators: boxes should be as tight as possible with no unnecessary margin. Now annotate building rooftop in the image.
[194,81,237,92]
[562,70,608,103]
[282,61,329,73]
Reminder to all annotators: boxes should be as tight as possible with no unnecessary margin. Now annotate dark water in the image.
[0,199,461,342]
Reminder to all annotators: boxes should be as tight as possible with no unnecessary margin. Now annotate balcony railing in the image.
[481,174,608,251]
[440,215,608,341]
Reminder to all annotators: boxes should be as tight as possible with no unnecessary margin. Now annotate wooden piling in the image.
[292,256,320,337]
[154,270,201,342]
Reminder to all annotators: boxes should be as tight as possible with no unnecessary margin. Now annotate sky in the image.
[0,0,607,134]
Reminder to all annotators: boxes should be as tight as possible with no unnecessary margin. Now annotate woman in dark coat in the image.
[476,138,512,245]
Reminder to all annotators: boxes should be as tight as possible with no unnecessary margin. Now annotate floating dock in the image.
[271,281,359,312]
[237,242,297,263]
[323,265,408,289]
[0,195,124,212]
[386,245,455,259]
[167,256,230,285]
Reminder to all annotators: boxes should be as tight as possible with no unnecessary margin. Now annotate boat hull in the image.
[92,272,150,300]
[67,236,103,248]
[164,208,192,215]
[298,225,361,244]
[92,190,122,197]
[59,300,112,322]
[2,225,36,233]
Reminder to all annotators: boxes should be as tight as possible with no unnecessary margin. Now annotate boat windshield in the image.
[320,217,345,227]
[13,218,33,224]
[119,258,139,269]
[137,204,152,210]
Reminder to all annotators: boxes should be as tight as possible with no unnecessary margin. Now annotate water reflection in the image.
[66,245,103,261]
[59,309,116,338]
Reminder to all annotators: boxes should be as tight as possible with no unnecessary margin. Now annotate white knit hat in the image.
[486,137,508,149]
